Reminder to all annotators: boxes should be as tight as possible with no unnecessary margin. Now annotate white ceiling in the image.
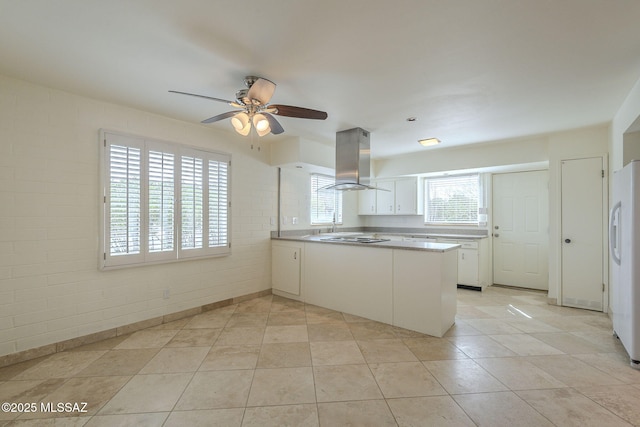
[1,0,640,158]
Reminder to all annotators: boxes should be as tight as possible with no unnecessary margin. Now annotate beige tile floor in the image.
[1,286,640,426]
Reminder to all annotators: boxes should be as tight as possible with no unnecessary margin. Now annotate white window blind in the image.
[310,174,342,225]
[424,174,479,224]
[101,131,231,269]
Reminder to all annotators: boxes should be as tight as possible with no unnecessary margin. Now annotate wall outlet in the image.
[292,217,298,225]
[163,289,170,299]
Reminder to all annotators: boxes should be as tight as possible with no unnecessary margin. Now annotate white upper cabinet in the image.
[375,180,396,214]
[358,188,377,215]
[394,178,423,215]
[358,177,423,215]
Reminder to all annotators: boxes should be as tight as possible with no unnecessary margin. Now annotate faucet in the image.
[331,213,337,233]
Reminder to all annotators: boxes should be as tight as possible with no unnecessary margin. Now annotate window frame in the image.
[310,173,343,225]
[100,130,231,270]
[423,173,480,226]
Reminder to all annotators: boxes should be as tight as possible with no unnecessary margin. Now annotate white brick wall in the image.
[0,74,276,357]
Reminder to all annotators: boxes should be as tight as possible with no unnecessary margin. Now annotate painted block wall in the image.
[0,75,276,357]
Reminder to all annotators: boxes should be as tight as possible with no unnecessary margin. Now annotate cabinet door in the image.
[272,243,301,295]
[358,189,377,215]
[376,181,395,214]
[458,249,479,285]
[394,179,417,214]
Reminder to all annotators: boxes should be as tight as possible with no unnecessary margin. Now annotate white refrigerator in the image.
[610,159,640,368]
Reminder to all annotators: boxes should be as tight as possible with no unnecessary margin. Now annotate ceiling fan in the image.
[169,76,328,137]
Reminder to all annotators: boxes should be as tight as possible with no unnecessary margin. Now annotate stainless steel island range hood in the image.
[327,127,378,191]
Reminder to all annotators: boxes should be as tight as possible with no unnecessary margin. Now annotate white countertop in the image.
[272,235,461,253]
[374,232,487,240]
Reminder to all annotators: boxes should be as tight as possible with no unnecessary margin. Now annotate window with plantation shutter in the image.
[101,130,231,269]
[310,174,343,225]
[109,143,142,255]
[424,174,479,225]
[209,159,228,247]
[148,147,175,258]
[179,149,230,258]
[181,155,204,251]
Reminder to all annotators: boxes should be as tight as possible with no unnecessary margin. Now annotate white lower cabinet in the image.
[271,241,302,295]
[458,246,479,286]
[437,238,488,289]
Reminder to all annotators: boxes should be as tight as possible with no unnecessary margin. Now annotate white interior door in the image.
[493,170,549,290]
[561,157,604,311]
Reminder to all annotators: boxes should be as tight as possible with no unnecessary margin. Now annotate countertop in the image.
[272,235,461,253]
[373,232,487,240]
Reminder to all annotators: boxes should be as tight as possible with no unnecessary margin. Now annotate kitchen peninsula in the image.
[271,234,460,337]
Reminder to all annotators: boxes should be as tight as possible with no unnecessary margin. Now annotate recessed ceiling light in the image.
[418,137,441,147]
[406,117,417,122]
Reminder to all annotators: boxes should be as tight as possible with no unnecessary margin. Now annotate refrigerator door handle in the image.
[610,201,622,266]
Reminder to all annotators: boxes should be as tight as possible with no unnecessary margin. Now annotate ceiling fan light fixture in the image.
[238,123,251,136]
[231,112,249,130]
[231,112,251,136]
[419,137,441,147]
[253,113,271,136]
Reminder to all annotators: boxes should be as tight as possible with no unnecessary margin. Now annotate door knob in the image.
[564,238,571,243]
[494,233,499,238]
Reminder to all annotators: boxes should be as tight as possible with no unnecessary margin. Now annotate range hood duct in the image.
[327,127,378,191]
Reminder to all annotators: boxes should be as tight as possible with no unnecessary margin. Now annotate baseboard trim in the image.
[0,288,272,369]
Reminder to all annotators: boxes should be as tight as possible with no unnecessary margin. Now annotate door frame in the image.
[557,154,609,313]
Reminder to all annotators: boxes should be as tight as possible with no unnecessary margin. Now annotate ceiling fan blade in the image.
[169,90,235,105]
[264,113,284,134]
[201,111,239,124]
[246,78,276,105]
[270,104,328,120]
